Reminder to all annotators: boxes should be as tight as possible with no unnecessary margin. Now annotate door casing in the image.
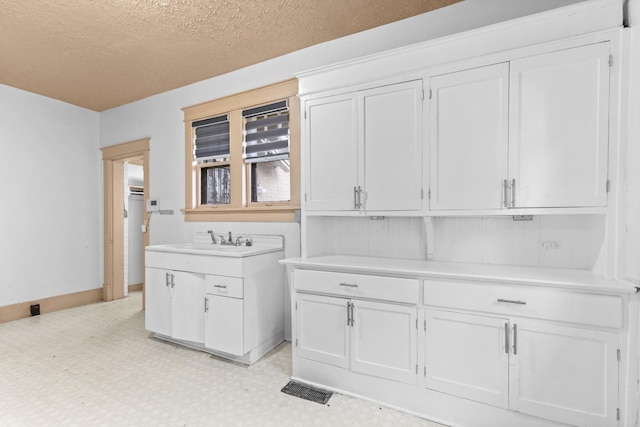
[101,138,150,304]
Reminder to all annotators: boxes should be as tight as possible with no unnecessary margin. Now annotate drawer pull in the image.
[214,284,228,289]
[497,298,526,305]
[339,282,358,288]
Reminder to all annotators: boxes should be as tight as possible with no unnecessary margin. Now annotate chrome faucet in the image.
[207,230,217,244]
[220,231,235,245]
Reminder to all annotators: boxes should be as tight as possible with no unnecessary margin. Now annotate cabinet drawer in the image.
[294,269,419,304]
[206,275,243,299]
[424,280,622,328]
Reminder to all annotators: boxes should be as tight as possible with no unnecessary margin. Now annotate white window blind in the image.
[193,114,230,161]
[242,100,289,163]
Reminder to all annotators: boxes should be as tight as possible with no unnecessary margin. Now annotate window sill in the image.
[183,205,300,222]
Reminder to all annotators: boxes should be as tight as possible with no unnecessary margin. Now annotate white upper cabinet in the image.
[430,63,509,210]
[509,42,610,208]
[304,79,424,213]
[429,42,610,213]
[305,93,358,211]
[360,81,423,212]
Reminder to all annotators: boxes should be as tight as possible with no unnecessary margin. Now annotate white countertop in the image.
[281,255,637,294]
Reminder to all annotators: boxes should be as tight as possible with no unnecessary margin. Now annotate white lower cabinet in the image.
[205,293,244,356]
[425,308,619,427]
[351,299,418,384]
[297,293,350,368]
[511,320,619,427]
[295,281,418,385]
[425,310,509,408]
[145,267,205,343]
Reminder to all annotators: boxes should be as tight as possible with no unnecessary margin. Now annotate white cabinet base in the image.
[292,356,571,427]
[152,331,285,366]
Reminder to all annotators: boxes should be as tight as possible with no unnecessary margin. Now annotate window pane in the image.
[201,165,230,205]
[250,160,290,203]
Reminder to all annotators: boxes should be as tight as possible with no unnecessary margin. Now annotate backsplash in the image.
[431,215,605,270]
[304,215,605,271]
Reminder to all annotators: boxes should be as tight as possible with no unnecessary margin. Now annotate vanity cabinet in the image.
[304,79,424,213]
[424,280,621,427]
[145,238,285,365]
[294,269,419,384]
[429,42,610,212]
[145,267,205,343]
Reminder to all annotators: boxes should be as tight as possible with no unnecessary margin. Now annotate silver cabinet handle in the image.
[504,322,509,354]
[339,282,358,288]
[513,324,518,355]
[165,272,170,287]
[350,302,355,327]
[503,179,508,208]
[497,299,526,305]
[511,179,516,208]
[170,274,175,288]
[204,297,209,313]
[357,186,363,209]
[214,284,228,289]
[346,302,355,327]
[353,186,358,210]
[346,301,351,326]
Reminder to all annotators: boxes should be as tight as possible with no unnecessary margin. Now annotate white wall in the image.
[0,84,101,306]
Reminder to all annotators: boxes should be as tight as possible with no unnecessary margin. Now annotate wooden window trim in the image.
[182,79,300,222]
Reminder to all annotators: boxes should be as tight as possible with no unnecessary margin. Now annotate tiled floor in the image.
[0,291,447,427]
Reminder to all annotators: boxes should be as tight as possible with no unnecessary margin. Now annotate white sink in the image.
[146,235,283,258]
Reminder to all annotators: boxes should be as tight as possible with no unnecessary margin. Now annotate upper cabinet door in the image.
[508,42,610,208]
[430,63,509,210]
[305,93,359,211]
[360,80,424,211]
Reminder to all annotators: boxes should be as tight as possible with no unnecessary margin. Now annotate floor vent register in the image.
[281,381,333,404]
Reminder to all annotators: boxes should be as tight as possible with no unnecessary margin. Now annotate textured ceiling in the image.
[0,0,459,111]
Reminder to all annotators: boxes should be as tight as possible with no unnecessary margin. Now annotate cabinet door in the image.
[360,80,423,211]
[144,267,172,336]
[509,42,610,208]
[305,94,358,211]
[351,300,418,384]
[296,293,349,369]
[424,309,509,408]
[205,295,244,356]
[430,64,509,210]
[510,320,618,427]
[171,271,205,343]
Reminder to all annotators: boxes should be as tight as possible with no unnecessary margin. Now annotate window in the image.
[182,79,299,222]
[243,101,291,203]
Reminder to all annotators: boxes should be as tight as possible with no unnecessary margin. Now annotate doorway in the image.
[101,138,150,305]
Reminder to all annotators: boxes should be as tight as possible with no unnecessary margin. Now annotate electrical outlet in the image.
[542,241,559,249]
[30,304,40,316]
